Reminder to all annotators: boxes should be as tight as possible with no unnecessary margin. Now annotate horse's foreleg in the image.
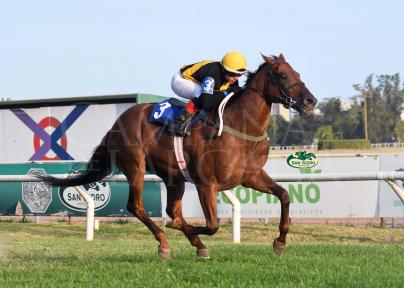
[242,169,290,255]
[164,181,208,254]
[126,159,171,259]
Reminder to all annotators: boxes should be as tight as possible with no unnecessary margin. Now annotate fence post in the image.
[74,186,94,241]
[222,190,241,243]
[380,217,385,228]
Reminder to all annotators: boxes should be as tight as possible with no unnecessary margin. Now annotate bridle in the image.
[246,63,306,109]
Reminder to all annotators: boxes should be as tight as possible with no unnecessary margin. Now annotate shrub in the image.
[318,139,371,150]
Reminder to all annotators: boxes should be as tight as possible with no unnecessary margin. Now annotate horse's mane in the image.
[245,55,279,86]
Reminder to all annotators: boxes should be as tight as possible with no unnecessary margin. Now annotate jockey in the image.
[170,51,247,136]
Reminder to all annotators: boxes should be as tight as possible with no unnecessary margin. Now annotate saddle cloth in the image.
[149,98,188,126]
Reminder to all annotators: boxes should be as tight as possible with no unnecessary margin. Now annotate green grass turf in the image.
[0,222,403,287]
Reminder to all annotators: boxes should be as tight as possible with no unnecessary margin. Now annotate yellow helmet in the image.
[221,51,247,75]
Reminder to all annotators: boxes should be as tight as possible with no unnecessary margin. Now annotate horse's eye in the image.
[280,73,287,80]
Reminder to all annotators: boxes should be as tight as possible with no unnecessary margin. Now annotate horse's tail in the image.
[37,133,112,187]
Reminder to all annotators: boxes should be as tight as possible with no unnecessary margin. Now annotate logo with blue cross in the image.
[11,105,89,160]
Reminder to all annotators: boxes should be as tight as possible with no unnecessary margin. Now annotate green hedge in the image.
[318,139,371,150]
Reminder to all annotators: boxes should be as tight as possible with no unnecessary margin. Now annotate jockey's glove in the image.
[226,86,241,95]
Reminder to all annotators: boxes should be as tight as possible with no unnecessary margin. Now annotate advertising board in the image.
[0,162,161,217]
[164,155,381,218]
[0,97,165,216]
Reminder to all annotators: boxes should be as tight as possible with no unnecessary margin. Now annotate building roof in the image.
[0,93,167,109]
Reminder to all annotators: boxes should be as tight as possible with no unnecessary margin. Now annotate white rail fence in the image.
[0,174,240,242]
[0,172,404,242]
[269,142,404,150]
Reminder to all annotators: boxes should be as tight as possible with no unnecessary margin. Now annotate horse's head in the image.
[260,53,317,116]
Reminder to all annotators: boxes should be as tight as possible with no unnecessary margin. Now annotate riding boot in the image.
[173,100,198,136]
[174,109,193,136]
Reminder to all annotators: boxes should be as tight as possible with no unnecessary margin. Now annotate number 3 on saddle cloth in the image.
[149,98,208,133]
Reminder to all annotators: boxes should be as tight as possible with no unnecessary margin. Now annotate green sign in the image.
[218,183,321,205]
[0,162,161,217]
[287,151,318,168]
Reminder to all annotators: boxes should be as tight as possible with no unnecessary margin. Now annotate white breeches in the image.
[171,71,202,99]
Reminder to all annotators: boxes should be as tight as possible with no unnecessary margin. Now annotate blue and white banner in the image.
[0,103,134,161]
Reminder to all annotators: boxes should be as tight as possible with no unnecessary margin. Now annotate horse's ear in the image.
[261,53,276,64]
[278,53,286,62]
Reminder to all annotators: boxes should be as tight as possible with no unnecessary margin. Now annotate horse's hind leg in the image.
[124,156,171,259]
[242,169,290,255]
[164,180,208,258]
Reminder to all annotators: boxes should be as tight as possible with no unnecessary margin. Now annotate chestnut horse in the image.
[39,53,317,259]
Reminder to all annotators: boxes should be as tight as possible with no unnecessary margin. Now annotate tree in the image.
[353,73,404,142]
[268,73,404,146]
[314,125,334,141]
[280,113,323,146]
[318,97,342,124]
[395,120,404,142]
[318,97,361,139]
[268,115,289,145]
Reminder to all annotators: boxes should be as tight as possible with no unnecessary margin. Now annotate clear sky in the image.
[1,0,403,102]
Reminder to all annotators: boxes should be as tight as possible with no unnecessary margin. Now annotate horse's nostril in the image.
[304,97,317,106]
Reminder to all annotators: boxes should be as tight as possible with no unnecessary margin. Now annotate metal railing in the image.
[269,142,404,150]
[1,172,404,243]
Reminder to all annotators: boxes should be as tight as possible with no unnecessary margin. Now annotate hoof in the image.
[158,246,171,260]
[273,239,286,255]
[196,248,211,260]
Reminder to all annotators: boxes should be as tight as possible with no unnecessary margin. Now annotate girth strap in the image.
[173,136,193,183]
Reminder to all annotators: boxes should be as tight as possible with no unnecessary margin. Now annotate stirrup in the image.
[174,121,191,137]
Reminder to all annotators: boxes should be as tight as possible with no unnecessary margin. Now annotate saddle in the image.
[149,98,217,136]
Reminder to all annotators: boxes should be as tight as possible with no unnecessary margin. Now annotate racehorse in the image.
[38,53,317,259]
